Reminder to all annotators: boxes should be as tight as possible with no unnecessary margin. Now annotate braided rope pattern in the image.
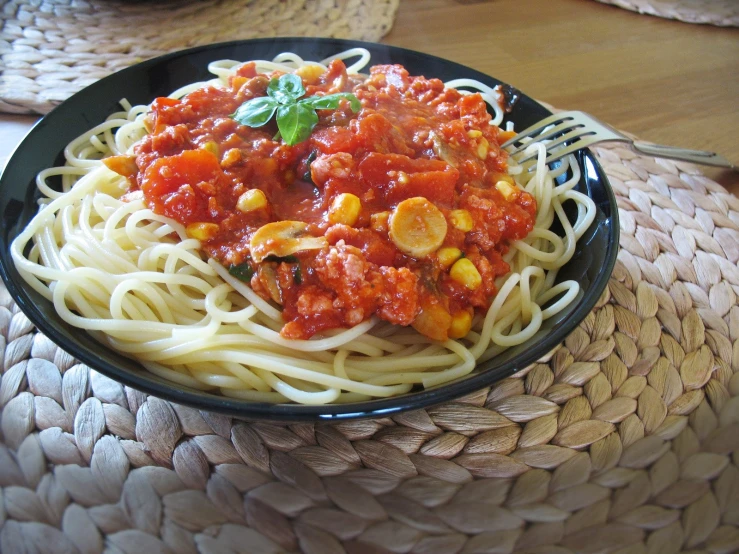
[0,0,400,115]
[0,143,738,553]
[595,0,739,26]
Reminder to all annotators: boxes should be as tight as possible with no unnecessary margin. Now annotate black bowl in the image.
[0,38,619,421]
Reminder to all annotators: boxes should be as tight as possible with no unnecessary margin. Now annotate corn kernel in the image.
[467,129,482,139]
[236,189,268,213]
[328,193,361,226]
[450,258,482,290]
[437,247,462,268]
[495,180,519,202]
[295,65,325,84]
[370,211,390,233]
[476,137,489,160]
[202,141,219,157]
[221,148,242,168]
[449,209,474,232]
[494,173,516,186]
[448,309,473,339]
[186,222,220,241]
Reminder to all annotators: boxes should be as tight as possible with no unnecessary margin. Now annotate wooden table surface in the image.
[1,0,737,194]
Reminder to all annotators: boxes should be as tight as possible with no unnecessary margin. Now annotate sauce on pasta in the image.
[12,48,597,404]
[115,60,536,341]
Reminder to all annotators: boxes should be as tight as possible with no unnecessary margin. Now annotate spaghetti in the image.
[11,49,596,405]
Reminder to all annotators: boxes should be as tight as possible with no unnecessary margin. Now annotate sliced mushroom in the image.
[249,220,327,263]
[430,131,462,168]
[257,263,282,304]
[389,197,447,259]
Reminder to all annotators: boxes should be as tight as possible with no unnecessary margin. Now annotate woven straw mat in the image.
[595,0,739,26]
[0,0,400,115]
[1,142,739,553]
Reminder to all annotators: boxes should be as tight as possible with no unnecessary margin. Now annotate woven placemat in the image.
[595,0,739,26]
[0,142,738,553]
[0,0,400,115]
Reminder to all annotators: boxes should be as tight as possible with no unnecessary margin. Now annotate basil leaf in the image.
[346,95,361,113]
[232,75,359,145]
[276,103,319,146]
[303,93,361,112]
[302,94,342,110]
[232,96,278,127]
[267,74,305,104]
[346,94,361,113]
[228,262,254,282]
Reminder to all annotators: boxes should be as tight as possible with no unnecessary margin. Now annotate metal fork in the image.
[501,110,736,171]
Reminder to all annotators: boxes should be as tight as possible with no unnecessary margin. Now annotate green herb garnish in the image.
[232,73,361,146]
[303,150,318,183]
[265,254,298,263]
[228,261,254,282]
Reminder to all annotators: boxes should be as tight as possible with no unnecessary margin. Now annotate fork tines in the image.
[500,110,735,171]
[500,111,607,170]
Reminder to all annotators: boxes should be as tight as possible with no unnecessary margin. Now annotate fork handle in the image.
[631,141,736,170]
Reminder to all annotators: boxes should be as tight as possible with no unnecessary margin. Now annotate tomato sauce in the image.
[126,60,536,340]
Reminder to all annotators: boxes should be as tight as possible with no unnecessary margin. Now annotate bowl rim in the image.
[0,37,620,421]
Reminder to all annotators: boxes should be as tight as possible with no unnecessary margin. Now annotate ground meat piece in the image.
[461,188,504,251]
[151,124,192,157]
[324,224,398,267]
[310,241,420,329]
[310,152,355,187]
[314,241,369,286]
[296,286,334,316]
[277,241,385,338]
[377,267,419,326]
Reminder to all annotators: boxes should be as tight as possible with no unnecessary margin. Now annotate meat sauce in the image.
[123,60,536,340]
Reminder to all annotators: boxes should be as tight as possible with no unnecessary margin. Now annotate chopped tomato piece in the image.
[141,149,225,224]
[311,127,355,155]
[358,152,458,206]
